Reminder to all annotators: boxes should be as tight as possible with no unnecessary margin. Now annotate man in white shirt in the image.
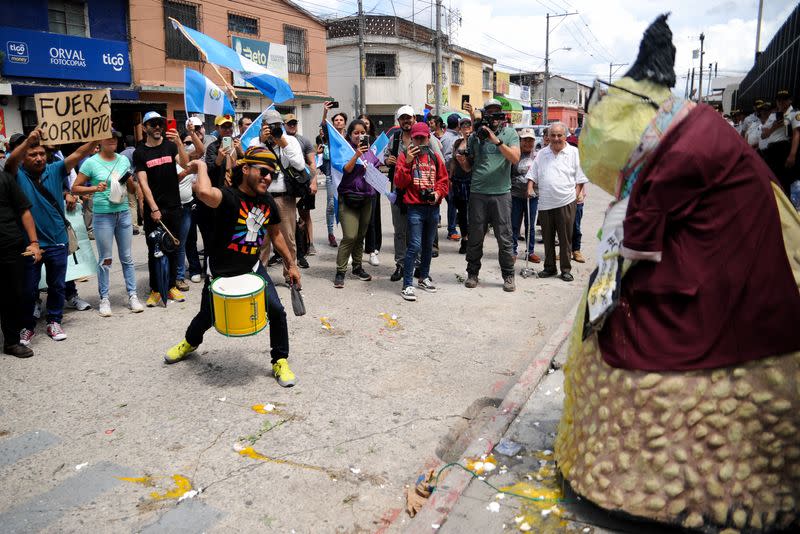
[250,109,306,279]
[526,122,587,282]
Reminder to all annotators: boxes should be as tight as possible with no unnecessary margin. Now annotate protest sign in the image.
[38,204,97,288]
[34,89,111,145]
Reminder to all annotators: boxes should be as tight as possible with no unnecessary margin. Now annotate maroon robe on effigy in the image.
[598,104,800,371]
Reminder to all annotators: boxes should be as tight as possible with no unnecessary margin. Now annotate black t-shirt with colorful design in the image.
[209,187,281,278]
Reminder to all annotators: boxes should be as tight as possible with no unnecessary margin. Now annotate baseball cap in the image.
[459,118,472,127]
[396,105,415,119]
[483,98,502,110]
[9,133,26,150]
[446,114,460,129]
[757,101,772,111]
[186,116,203,128]
[214,114,234,126]
[263,109,283,125]
[142,111,164,125]
[518,127,536,139]
[110,129,123,138]
[410,122,430,138]
[283,113,298,123]
[776,89,791,100]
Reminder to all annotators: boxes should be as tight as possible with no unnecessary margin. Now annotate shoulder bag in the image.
[29,176,79,254]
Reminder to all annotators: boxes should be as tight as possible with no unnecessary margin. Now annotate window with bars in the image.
[228,13,258,35]
[430,63,448,84]
[366,53,396,77]
[48,0,88,37]
[284,26,307,74]
[451,60,464,85]
[482,68,493,91]
[164,0,199,61]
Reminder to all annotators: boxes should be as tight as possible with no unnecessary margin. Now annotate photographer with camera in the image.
[456,99,520,292]
[250,110,306,282]
[393,123,450,301]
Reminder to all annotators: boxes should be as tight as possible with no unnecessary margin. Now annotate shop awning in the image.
[495,96,524,124]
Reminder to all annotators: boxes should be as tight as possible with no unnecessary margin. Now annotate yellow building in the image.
[449,45,496,111]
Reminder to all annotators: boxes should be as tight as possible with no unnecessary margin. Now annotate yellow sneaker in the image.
[165,339,197,364]
[272,358,296,387]
[168,287,186,302]
[146,291,161,307]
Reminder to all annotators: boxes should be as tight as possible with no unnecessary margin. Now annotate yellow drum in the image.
[210,273,268,337]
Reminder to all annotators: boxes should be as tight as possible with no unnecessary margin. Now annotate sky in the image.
[294,0,797,91]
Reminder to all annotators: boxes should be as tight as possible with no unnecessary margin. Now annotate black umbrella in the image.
[149,222,180,307]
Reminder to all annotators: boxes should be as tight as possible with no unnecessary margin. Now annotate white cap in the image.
[396,105,415,119]
[186,116,203,128]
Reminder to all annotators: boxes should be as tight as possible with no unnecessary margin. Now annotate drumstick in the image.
[158,220,180,245]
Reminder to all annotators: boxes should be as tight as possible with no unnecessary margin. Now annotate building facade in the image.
[450,45,496,114]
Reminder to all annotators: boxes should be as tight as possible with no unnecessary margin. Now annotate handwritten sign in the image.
[34,89,111,145]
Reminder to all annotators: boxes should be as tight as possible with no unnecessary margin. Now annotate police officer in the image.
[761,90,799,193]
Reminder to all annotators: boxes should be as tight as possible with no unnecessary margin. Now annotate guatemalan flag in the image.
[184,68,235,117]
[170,18,294,104]
[325,122,392,201]
[239,105,275,148]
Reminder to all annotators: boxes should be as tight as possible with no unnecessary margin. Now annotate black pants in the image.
[0,256,25,347]
[539,201,577,274]
[364,195,382,254]
[185,264,289,363]
[453,195,469,238]
[765,141,795,194]
[144,207,181,293]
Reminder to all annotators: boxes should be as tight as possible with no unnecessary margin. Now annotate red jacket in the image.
[394,148,450,205]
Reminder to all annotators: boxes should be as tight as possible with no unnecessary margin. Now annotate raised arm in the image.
[63,140,100,173]
[192,160,222,208]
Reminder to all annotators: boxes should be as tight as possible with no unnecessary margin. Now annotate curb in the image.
[405,301,579,533]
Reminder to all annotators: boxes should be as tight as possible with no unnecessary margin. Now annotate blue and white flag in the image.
[240,105,275,148]
[170,18,294,104]
[184,68,235,117]
[325,121,390,199]
[368,131,390,165]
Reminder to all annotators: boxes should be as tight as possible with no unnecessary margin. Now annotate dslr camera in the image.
[420,188,436,203]
[473,109,506,140]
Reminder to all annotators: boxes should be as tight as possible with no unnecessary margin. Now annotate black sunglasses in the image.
[585,79,660,114]
[251,165,277,179]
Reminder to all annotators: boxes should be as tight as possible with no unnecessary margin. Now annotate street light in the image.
[542,46,572,125]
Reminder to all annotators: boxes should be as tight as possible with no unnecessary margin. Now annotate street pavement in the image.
[0,182,608,533]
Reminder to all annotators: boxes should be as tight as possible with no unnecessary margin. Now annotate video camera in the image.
[473,109,506,140]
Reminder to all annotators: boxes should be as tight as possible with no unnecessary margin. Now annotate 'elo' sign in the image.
[35,89,112,145]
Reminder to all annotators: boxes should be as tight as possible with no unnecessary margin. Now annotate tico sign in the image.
[0,26,130,83]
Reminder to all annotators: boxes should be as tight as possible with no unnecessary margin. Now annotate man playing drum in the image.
[165,147,301,387]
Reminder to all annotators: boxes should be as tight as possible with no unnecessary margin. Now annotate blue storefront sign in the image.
[0,26,131,83]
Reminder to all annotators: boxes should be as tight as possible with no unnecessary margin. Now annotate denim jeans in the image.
[94,210,137,299]
[572,202,584,251]
[325,175,335,235]
[185,263,289,363]
[403,204,439,287]
[446,189,457,235]
[24,245,68,328]
[177,203,201,279]
[511,195,539,256]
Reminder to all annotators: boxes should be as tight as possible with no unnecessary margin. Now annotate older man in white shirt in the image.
[526,122,587,282]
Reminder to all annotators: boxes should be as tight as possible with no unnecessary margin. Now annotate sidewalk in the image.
[411,318,687,534]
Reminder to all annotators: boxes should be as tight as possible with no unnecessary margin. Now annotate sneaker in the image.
[168,287,186,302]
[4,344,33,358]
[19,328,35,346]
[401,286,417,301]
[307,244,317,256]
[528,253,542,263]
[503,275,517,292]
[175,279,190,292]
[352,266,372,281]
[146,291,161,307]
[190,274,202,283]
[99,297,112,317]
[447,233,461,241]
[418,277,437,292]
[390,264,403,282]
[431,249,439,258]
[333,272,345,288]
[272,358,296,387]
[459,239,468,254]
[128,294,144,313]
[560,272,575,282]
[267,253,283,267]
[297,256,310,269]
[369,251,380,266]
[572,250,586,263]
[33,298,42,319]
[538,269,558,278]
[46,322,67,341]
[165,339,197,364]
[328,234,338,247]
[66,295,92,311]
[464,274,479,288]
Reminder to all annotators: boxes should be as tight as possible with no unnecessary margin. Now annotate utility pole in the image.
[543,11,578,125]
[707,62,713,98]
[690,67,695,100]
[684,68,690,99]
[698,33,705,104]
[434,0,442,115]
[608,62,628,84]
[357,0,366,116]
[755,0,764,62]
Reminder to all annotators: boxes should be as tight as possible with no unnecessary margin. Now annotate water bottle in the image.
[790,181,800,212]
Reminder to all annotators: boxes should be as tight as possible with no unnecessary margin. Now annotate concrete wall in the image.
[533,76,590,108]
[450,53,493,110]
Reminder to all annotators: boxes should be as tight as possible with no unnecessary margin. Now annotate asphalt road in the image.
[0,183,609,533]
